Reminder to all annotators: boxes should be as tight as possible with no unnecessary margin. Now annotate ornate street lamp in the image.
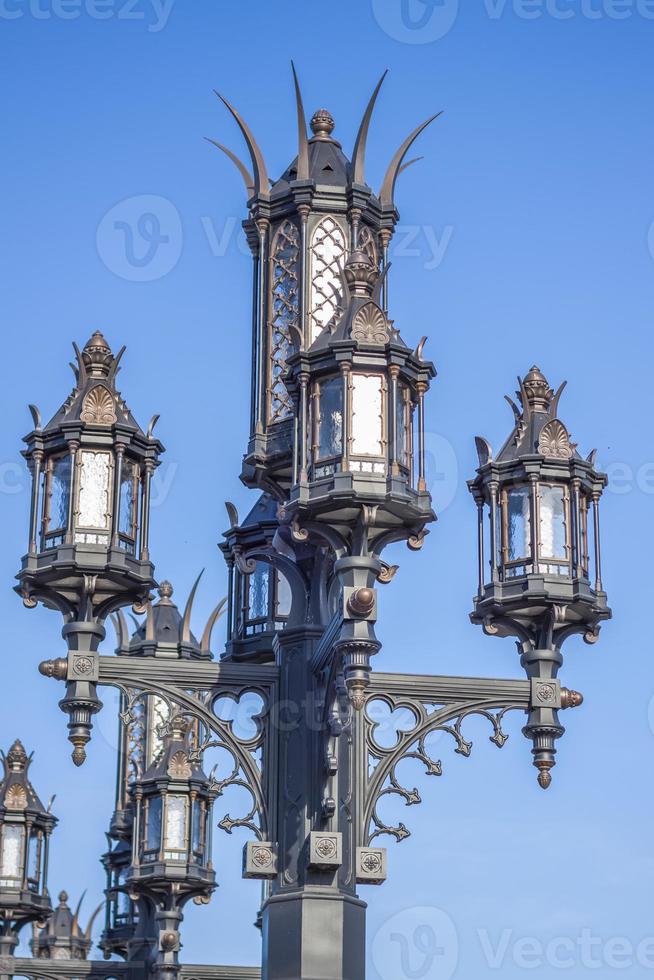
[0,741,56,958]
[101,581,222,963]
[126,719,216,980]
[17,332,164,766]
[469,366,611,787]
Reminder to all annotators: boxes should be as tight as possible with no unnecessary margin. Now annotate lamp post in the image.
[17,70,611,980]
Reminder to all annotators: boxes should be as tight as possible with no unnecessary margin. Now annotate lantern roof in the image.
[113,577,224,661]
[210,68,443,214]
[490,366,584,466]
[0,740,50,817]
[41,333,147,437]
[32,890,100,959]
[138,718,209,788]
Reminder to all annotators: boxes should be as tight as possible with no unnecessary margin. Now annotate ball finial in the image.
[310,108,335,139]
[158,581,174,601]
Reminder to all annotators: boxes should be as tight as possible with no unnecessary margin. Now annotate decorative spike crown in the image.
[344,250,377,297]
[81,331,114,379]
[519,365,554,413]
[7,738,28,772]
[158,581,174,602]
[310,108,335,139]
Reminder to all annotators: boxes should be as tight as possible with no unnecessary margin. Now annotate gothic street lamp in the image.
[126,719,217,980]
[469,366,611,787]
[101,581,222,964]
[0,741,56,958]
[16,70,615,980]
[17,332,164,766]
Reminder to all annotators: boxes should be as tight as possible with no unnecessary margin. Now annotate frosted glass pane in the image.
[78,452,111,529]
[148,696,170,766]
[165,797,187,851]
[318,377,343,459]
[276,572,292,618]
[1,825,24,879]
[352,375,383,457]
[539,486,567,559]
[507,488,531,561]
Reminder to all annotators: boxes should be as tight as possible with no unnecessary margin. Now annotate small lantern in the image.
[220,495,294,663]
[469,367,611,788]
[127,718,216,904]
[0,741,56,956]
[17,331,164,619]
[469,366,610,635]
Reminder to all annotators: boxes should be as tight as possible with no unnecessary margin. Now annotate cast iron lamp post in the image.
[13,69,611,980]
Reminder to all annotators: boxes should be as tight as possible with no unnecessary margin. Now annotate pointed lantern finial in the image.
[519,366,554,414]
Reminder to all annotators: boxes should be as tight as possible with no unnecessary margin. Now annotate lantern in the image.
[469,366,610,636]
[18,332,164,619]
[127,718,216,903]
[0,741,56,956]
[469,367,611,787]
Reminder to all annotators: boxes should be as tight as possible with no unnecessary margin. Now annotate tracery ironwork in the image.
[309,217,346,343]
[112,676,273,842]
[363,695,523,845]
[268,221,300,423]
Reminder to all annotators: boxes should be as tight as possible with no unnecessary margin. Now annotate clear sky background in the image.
[1,1,654,977]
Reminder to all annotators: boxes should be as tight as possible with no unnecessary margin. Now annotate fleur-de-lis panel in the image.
[309,216,346,344]
[357,225,378,268]
[268,221,300,423]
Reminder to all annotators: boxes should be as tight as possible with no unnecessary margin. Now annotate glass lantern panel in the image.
[119,461,137,538]
[146,796,162,852]
[395,384,408,467]
[539,485,567,561]
[77,451,111,531]
[0,825,24,882]
[507,488,531,561]
[318,377,343,460]
[49,456,71,531]
[276,572,292,619]
[351,375,384,458]
[27,830,42,890]
[191,801,203,856]
[147,696,170,767]
[164,796,188,857]
[248,563,270,622]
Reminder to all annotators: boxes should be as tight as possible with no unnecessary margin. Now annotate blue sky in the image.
[1,1,654,976]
